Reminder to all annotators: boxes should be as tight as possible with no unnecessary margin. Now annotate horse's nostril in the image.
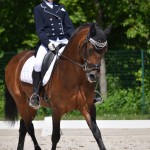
[89,74,96,82]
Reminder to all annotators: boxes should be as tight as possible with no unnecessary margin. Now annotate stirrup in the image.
[29,93,40,109]
[94,90,103,104]
[94,97,103,104]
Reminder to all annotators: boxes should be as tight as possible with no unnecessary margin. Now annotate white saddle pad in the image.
[20,46,65,86]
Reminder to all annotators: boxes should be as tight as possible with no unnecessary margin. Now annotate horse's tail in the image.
[4,84,18,124]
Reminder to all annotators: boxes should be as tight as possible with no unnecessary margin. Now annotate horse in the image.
[4,22,111,150]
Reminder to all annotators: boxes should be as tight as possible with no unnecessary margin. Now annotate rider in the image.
[29,0,102,108]
[29,0,75,108]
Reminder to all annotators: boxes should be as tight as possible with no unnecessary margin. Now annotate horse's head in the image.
[80,23,111,83]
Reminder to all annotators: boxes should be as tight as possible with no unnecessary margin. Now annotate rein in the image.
[58,52,85,68]
[55,36,90,70]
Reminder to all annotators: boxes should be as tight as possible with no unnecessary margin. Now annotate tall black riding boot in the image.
[29,70,41,109]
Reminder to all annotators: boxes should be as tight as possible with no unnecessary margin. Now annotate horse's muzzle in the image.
[85,63,100,83]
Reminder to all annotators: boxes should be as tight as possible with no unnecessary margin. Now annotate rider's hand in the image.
[48,42,55,51]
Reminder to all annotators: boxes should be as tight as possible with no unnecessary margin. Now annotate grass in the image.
[1,109,150,121]
[0,114,4,121]
[62,114,150,120]
[96,114,150,120]
[1,114,150,121]
[34,114,150,120]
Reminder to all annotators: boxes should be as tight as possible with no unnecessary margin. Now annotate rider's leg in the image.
[29,70,41,108]
[29,45,47,108]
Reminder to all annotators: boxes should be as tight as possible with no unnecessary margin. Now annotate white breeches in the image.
[34,38,68,72]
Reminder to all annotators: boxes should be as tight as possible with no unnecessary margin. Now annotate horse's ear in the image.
[104,24,112,38]
[90,23,96,37]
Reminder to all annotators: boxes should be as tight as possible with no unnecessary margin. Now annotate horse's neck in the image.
[48,28,91,94]
[56,30,88,83]
[64,28,89,61]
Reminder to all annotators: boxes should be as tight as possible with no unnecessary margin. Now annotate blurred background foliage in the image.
[0,0,149,52]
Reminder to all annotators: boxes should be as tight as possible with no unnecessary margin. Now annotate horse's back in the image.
[6,50,33,68]
[5,50,34,94]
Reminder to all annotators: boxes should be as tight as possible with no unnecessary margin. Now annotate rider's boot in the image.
[29,70,41,109]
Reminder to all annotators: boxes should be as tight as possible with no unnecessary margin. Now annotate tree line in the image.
[0,0,149,53]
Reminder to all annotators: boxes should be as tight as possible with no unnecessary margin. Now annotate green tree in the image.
[1,0,150,52]
[0,0,41,53]
[98,0,150,51]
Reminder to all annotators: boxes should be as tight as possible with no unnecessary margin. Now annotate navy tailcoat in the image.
[34,1,75,48]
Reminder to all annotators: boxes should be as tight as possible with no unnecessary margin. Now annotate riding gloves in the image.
[48,42,55,51]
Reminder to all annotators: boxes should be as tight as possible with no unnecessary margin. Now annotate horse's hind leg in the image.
[81,106,106,150]
[17,103,41,150]
[17,118,41,150]
[17,119,27,150]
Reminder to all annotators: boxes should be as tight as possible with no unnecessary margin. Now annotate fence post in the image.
[141,49,145,114]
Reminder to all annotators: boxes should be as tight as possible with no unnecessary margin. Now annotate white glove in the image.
[48,42,55,51]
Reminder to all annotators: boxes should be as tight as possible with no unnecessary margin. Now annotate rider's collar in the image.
[44,0,53,8]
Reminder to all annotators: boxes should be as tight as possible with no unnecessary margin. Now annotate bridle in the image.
[80,35,101,72]
[56,33,107,73]
[80,33,107,72]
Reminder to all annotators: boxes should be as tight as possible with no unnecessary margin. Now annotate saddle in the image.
[41,51,55,81]
[20,44,66,86]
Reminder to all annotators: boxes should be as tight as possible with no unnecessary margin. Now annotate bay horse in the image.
[4,23,111,150]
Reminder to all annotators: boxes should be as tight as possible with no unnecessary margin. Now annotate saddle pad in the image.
[20,46,65,86]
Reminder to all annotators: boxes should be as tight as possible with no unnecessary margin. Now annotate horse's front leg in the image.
[51,111,61,150]
[81,106,106,150]
[91,120,106,150]
[27,121,41,150]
